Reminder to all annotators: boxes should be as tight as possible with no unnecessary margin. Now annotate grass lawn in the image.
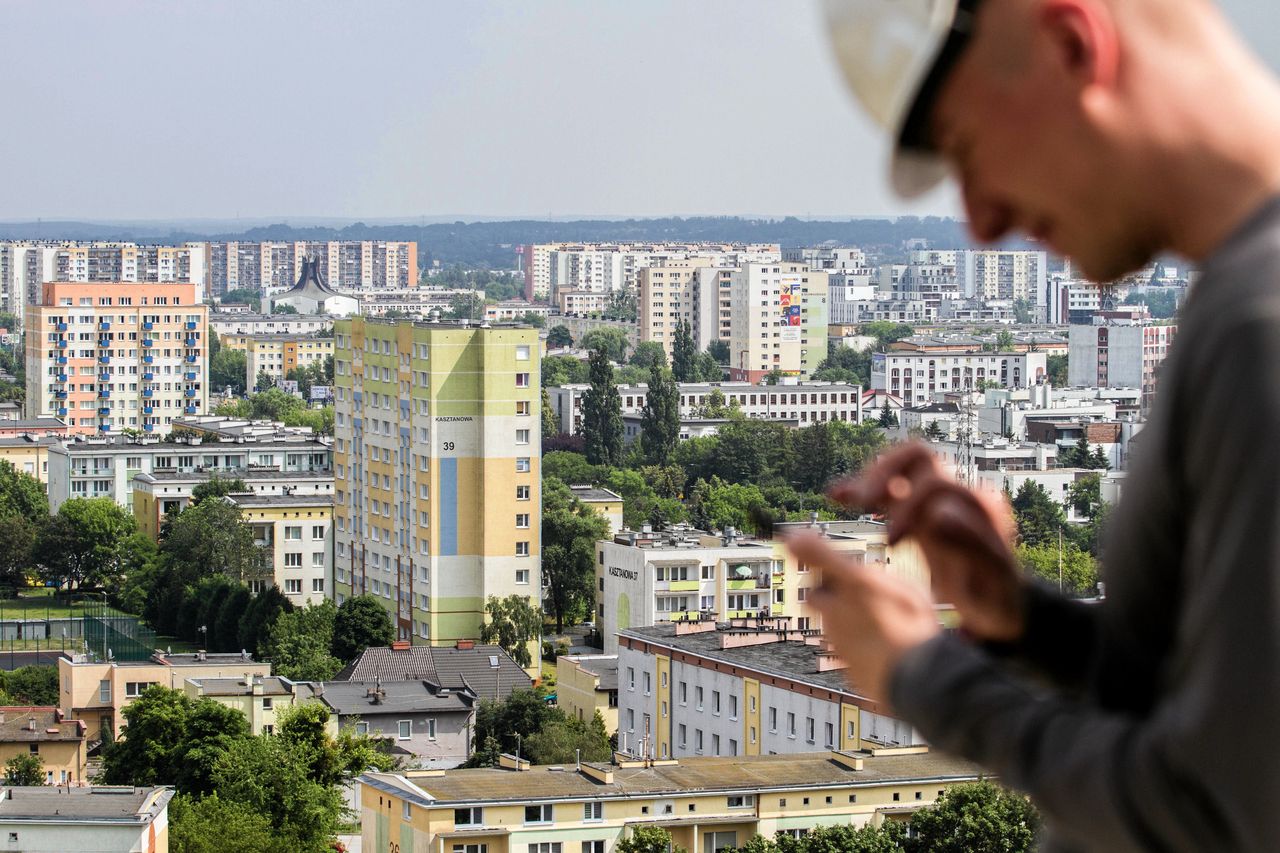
[0,589,128,621]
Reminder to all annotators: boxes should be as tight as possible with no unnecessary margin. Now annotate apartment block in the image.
[0,707,87,785]
[518,242,781,303]
[210,311,334,338]
[594,522,925,656]
[58,650,271,742]
[871,350,1047,407]
[555,654,619,734]
[958,250,1047,302]
[1047,278,1104,324]
[131,469,333,540]
[726,263,829,382]
[636,260,720,359]
[0,786,173,853]
[1068,320,1176,410]
[229,492,334,605]
[617,619,923,762]
[549,381,863,437]
[358,748,981,853]
[46,430,331,511]
[232,333,333,391]
[25,282,209,436]
[333,319,541,648]
[207,240,417,297]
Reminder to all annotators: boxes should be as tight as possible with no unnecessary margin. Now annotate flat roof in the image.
[569,486,623,503]
[228,493,334,507]
[0,786,173,823]
[367,751,982,806]
[188,676,294,697]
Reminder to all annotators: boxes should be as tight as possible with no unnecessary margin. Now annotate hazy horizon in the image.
[4,0,1277,223]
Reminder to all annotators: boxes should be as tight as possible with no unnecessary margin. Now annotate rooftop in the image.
[360,751,982,806]
[320,680,475,716]
[187,676,296,697]
[569,485,623,503]
[136,469,331,484]
[0,707,85,743]
[563,655,619,691]
[335,644,531,700]
[619,622,863,699]
[0,786,173,823]
[227,493,335,508]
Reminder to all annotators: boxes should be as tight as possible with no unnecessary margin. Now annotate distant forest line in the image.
[0,216,1040,269]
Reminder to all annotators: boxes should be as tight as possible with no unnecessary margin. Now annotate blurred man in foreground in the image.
[798,0,1280,849]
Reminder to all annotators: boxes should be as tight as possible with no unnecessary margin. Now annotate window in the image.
[705,832,738,853]
[311,525,325,540]
[679,681,687,705]
[355,721,369,737]
[404,801,412,820]
[727,795,755,809]
[125,681,156,698]
[769,707,777,732]
[582,843,605,853]
[695,686,704,710]
[516,569,530,585]
[712,734,720,754]
[515,373,530,388]
[825,722,835,748]
[98,680,110,703]
[428,719,437,739]
[516,345,531,361]
[712,691,720,715]
[284,526,302,540]
[678,723,687,748]
[516,485,531,500]
[643,672,651,695]
[262,697,273,710]
[516,514,530,528]
[695,729,703,752]
[524,804,553,824]
[312,552,325,567]
[787,712,796,737]
[516,541,530,557]
[516,400,531,416]
[397,720,412,739]
[516,429,530,444]
[627,667,636,690]
[453,807,483,826]
[285,579,302,594]
[806,717,815,744]
[516,457,531,473]
[583,801,603,821]
[730,695,738,719]
[285,553,302,567]
[529,845,561,853]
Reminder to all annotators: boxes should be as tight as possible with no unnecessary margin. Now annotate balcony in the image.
[184,338,197,348]
[185,388,196,398]
[185,355,197,363]
[56,356,67,365]
[98,322,110,332]
[98,356,110,365]
[668,580,701,593]
[142,339,154,348]
[54,391,66,400]
[98,373,110,382]
[142,389,153,399]
[185,322,197,331]
[142,372,154,382]
[143,356,154,365]
[185,372,197,381]
[185,406,197,415]
[97,339,110,348]
[142,322,153,331]
[98,424,110,433]
[56,323,67,332]
[55,374,67,383]
[98,389,110,399]
[143,423,154,433]
[98,407,110,417]
[143,406,154,415]
[56,408,67,417]
[57,341,67,350]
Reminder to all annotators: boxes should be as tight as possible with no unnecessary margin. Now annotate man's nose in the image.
[963,185,1015,244]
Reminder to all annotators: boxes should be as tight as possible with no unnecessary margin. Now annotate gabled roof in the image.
[334,645,532,701]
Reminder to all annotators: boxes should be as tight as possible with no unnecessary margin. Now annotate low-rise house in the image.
[555,655,618,733]
[0,785,173,852]
[358,749,982,853]
[319,680,476,768]
[567,486,624,535]
[335,641,532,702]
[59,650,270,743]
[184,675,322,736]
[0,707,87,785]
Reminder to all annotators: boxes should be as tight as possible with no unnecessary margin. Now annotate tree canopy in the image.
[478,595,542,668]
[332,595,395,663]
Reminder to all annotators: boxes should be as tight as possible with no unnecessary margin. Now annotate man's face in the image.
[928,0,1158,281]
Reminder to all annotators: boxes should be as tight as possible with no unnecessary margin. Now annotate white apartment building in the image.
[1047,278,1104,324]
[549,381,864,436]
[210,311,334,338]
[1068,320,1177,410]
[727,263,829,382]
[783,246,869,271]
[961,250,1048,302]
[637,259,725,358]
[871,350,1047,407]
[207,240,417,297]
[45,431,332,511]
[616,619,923,761]
[518,242,781,302]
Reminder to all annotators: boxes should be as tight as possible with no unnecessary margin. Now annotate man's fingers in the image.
[828,442,942,510]
[786,532,871,598]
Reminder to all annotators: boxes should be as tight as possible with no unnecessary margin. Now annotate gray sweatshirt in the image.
[890,197,1280,852]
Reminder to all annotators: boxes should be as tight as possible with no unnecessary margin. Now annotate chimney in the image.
[27,717,35,732]
[391,640,411,651]
[456,639,475,651]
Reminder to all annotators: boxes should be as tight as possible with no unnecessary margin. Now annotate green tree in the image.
[219,289,261,311]
[629,341,668,371]
[169,794,277,853]
[1047,353,1068,387]
[547,325,573,348]
[693,351,723,382]
[3,753,42,786]
[814,341,873,386]
[263,601,342,681]
[541,480,610,633]
[276,702,394,787]
[237,585,295,658]
[209,348,247,397]
[924,420,945,440]
[525,710,612,765]
[254,368,273,393]
[332,595,395,663]
[247,387,304,421]
[33,497,137,590]
[878,404,899,428]
[0,460,49,520]
[213,585,253,653]
[478,595,542,668]
[706,339,730,364]
[467,689,558,763]
[1067,473,1104,518]
[1013,297,1035,324]
[861,321,914,349]
[618,826,687,853]
[542,386,560,440]
[580,327,629,363]
[447,291,483,320]
[672,320,697,381]
[639,364,680,466]
[995,330,1016,352]
[581,348,624,466]
[160,497,261,585]
[190,476,248,506]
[1017,541,1099,596]
[0,666,58,706]
[904,781,1039,853]
[1011,480,1067,548]
[0,516,37,590]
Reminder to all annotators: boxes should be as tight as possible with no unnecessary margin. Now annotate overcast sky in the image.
[3,0,1278,223]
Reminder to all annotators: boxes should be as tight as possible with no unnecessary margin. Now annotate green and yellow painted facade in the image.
[333,319,541,656]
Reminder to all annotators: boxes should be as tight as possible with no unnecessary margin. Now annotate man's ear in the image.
[1039,0,1120,89]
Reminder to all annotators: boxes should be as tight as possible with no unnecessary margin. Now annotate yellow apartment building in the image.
[227,333,333,392]
[568,486,624,535]
[358,749,982,853]
[130,469,333,540]
[554,655,618,734]
[58,651,271,742]
[0,707,87,785]
[227,493,334,605]
[184,675,327,736]
[0,437,59,484]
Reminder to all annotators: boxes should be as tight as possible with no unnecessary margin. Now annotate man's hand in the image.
[829,442,1027,643]
[788,532,940,703]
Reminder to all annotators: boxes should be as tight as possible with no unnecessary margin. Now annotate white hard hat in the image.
[823,0,977,198]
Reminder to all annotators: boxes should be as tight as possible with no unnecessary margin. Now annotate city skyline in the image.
[5,0,1276,223]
